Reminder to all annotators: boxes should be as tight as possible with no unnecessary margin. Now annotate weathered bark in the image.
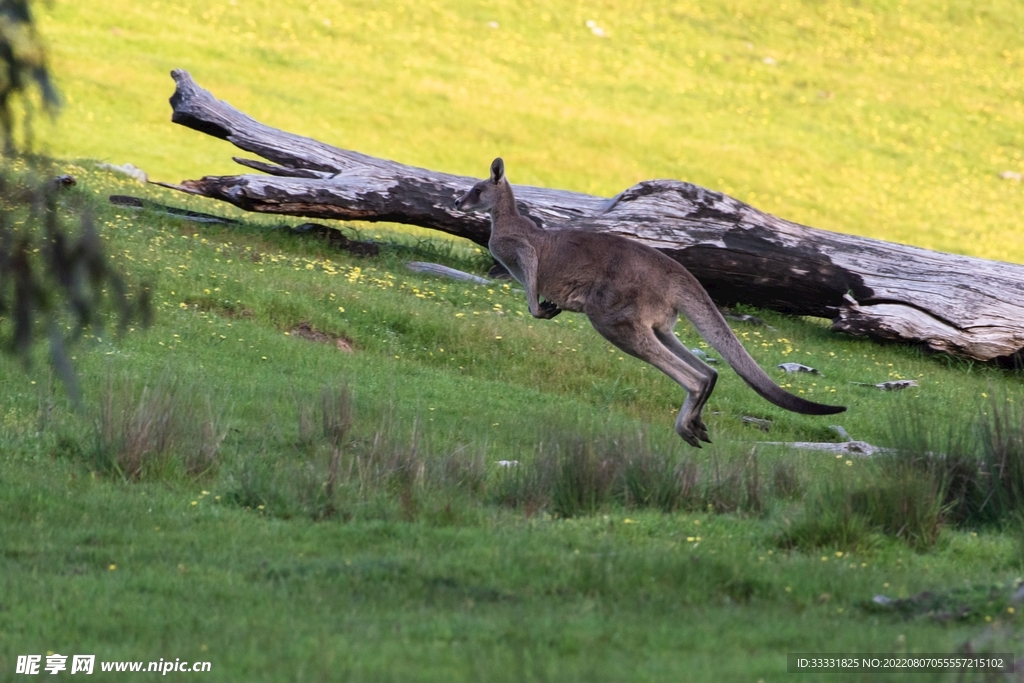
[157,69,1024,363]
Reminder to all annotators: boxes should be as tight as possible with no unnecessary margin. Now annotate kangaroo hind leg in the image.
[592,318,714,447]
[653,324,717,443]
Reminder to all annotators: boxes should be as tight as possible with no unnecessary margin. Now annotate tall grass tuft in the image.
[769,458,803,500]
[855,455,949,549]
[226,386,487,521]
[545,433,619,518]
[705,449,764,514]
[885,397,1024,529]
[776,477,872,551]
[975,397,1024,525]
[780,455,949,552]
[495,428,768,517]
[781,398,1024,552]
[622,441,699,513]
[224,385,1024,539]
[91,376,226,480]
[320,384,354,519]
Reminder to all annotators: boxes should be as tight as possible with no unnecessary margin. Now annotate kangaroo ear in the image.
[490,157,505,184]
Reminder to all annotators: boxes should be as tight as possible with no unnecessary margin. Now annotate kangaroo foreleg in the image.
[516,249,561,319]
[537,300,562,318]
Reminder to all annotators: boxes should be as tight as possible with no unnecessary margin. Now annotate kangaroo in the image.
[455,158,845,446]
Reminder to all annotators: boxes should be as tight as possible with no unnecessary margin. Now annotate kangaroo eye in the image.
[473,188,481,197]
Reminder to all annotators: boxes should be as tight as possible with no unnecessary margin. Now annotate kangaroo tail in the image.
[675,273,846,416]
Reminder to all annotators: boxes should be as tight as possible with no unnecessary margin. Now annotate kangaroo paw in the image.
[536,300,562,319]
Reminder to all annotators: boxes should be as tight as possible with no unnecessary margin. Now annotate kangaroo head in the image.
[455,157,506,212]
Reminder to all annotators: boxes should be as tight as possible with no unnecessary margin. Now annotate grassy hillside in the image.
[36,0,1024,260]
[2,0,1024,680]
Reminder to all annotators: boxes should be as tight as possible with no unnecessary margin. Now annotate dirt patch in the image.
[289,322,354,352]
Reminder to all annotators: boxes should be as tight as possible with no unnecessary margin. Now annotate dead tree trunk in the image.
[157,69,1024,363]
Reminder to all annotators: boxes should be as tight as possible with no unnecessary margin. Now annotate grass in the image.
[2,166,1023,680]
[33,0,1024,261]
[1,0,1024,680]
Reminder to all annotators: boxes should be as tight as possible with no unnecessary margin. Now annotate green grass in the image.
[2,166,1023,681]
[2,0,1024,680]
[34,0,1024,261]
[6,457,1016,682]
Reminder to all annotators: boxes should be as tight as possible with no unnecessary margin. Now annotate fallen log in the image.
[156,69,1024,363]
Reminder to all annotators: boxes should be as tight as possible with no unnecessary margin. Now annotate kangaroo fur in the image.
[455,158,845,446]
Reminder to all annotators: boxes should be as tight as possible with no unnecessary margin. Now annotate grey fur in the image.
[455,158,845,446]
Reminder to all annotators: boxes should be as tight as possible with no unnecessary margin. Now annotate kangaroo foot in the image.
[695,419,711,443]
[675,424,704,448]
[676,417,711,447]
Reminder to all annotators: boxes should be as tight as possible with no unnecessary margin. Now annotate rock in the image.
[778,362,821,375]
[97,162,148,183]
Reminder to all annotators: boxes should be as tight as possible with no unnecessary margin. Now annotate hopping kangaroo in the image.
[455,158,845,446]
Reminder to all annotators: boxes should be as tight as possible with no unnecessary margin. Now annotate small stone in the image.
[778,362,820,375]
[690,348,720,363]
